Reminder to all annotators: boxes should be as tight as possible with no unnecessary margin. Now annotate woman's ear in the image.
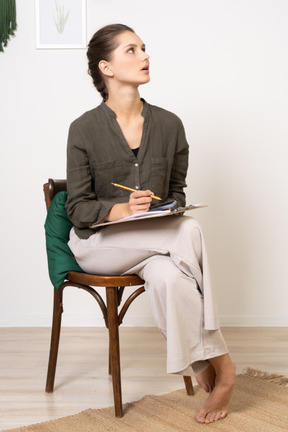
[98,60,113,77]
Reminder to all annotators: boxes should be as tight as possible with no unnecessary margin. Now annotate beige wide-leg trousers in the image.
[68,216,228,376]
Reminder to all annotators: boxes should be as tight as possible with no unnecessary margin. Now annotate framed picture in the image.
[35,0,86,49]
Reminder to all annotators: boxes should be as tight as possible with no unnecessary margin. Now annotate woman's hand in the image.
[128,190,153,214]
[103,190,154,222]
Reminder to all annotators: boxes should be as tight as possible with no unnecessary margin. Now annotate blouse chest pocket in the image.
[90,160,125,197]
[149,157,169,196]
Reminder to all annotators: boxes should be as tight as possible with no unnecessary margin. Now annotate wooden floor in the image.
[1,327,288,430]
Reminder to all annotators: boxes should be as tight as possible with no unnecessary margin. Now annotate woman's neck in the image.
[105,88,143,119]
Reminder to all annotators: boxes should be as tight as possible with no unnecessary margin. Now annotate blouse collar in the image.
[100,98,149,119]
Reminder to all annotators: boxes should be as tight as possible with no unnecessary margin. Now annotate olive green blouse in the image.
[66,100,189,239]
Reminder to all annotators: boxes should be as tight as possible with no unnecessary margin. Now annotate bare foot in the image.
[196,354,235,424]
[196,363,216,393]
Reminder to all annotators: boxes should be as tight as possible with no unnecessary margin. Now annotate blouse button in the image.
[135,163,139,167]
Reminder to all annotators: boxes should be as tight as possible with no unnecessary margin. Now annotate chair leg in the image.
[45,287,63,393]
[183,376,194,395]
[108,342,111,375]
[106,287,123,417]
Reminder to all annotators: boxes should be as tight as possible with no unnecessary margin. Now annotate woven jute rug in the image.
[4,369,288,432]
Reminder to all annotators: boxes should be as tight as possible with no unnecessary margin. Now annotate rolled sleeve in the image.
[66,122,115,229]
[168,119,189,207]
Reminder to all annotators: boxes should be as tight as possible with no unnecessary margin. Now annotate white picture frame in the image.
[35,0,86,49]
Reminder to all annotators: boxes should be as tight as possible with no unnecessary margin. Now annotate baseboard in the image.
[0,314,288,327]
[219,314,288,327]
[0,314,155,327]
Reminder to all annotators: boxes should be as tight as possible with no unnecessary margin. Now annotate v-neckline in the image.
[101,100,149,162]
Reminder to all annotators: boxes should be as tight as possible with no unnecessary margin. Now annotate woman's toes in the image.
[195,410,206,423]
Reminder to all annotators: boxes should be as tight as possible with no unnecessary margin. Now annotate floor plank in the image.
[0,327,287,430]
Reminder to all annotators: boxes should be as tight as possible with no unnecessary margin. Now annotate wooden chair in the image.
[43,178,194,417]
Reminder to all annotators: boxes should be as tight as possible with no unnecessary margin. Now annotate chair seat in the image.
[67,271,144,287]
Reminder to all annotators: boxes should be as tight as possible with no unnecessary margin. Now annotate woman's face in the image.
[107,31,150,86]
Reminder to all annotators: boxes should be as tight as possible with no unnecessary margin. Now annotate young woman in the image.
[66,24,235,424]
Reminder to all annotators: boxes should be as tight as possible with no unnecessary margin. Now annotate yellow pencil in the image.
[111,183,162,200]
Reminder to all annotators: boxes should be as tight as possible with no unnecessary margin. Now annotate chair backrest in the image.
[44,179,67,211]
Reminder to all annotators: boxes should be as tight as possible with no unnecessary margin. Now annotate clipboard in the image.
[90,204,207,229]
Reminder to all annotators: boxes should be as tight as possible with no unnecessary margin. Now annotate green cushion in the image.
[44,191,83,289]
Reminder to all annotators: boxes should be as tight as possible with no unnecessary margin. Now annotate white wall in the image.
[1,0,287,327]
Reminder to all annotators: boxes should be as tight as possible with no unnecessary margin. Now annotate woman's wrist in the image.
[104,202,132,222]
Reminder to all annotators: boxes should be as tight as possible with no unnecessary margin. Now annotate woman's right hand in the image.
[102,190,154,222]
[128,190,153,214]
